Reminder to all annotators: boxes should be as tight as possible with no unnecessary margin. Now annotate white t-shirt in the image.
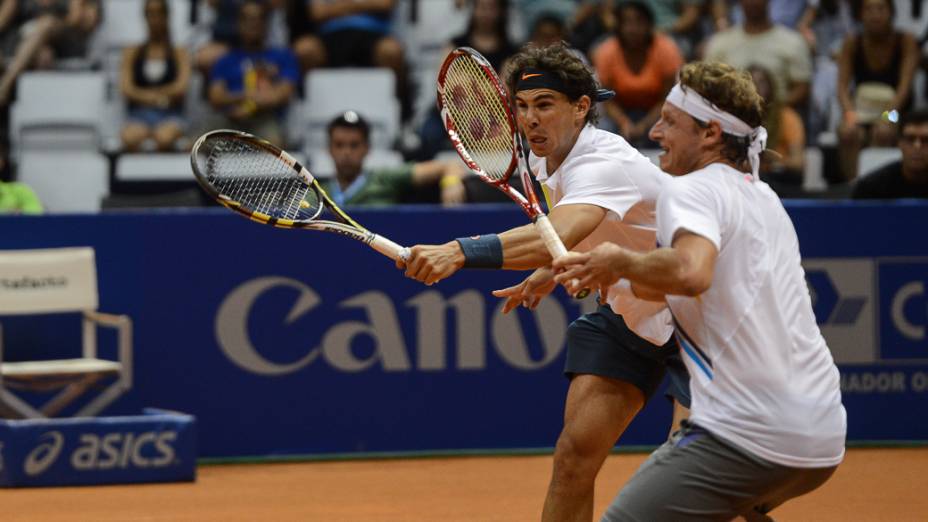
[704,25,812,103]
[531,125,674,345]
[657,163,846,468]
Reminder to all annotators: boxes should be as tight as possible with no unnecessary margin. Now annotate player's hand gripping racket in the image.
[436,47,589,298]
[191,129,408,261]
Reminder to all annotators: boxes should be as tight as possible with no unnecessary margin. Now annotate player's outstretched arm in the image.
[552,232,718,297]
[397,204,605,286]
[492,267,557,314]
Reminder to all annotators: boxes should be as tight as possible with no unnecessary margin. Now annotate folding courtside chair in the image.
[0,247,132,418]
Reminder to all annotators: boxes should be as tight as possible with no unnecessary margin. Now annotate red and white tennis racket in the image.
[437,47,588,298]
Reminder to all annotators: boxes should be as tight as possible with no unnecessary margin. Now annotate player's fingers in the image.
[418,265,436,285]
[425,270,443,286]
[502,297,520,314]
[406,258,431,283]
[553,265,584,285]
[598,284,609,304]
[403,250,423,278]
[551,251,589,270]
[576,274,603,294]
[492,284,521,298]
[526,296,541,310]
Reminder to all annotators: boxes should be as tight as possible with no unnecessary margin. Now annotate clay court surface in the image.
[2,447,925,521]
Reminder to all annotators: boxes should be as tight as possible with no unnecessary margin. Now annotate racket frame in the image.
[190,129,407,260]
[437,48,586,296]
[437,48,570,258]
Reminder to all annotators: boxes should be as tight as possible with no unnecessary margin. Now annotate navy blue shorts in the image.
[565,304,691,407]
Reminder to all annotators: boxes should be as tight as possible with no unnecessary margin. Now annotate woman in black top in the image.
[448,0,517,72]
[837,0,918,180]
[120,0,191,152]
[418,0,518,160]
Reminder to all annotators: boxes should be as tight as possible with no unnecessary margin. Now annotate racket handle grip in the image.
[534,215,590,300]
[369,234,410,261]
[535,215,567,258]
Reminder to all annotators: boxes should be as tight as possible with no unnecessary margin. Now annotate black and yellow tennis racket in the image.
[191,129,408,260]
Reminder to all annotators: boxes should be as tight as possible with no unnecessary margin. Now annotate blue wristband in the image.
[456,234,503,269]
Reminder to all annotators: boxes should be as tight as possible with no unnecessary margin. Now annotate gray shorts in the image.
[602,421,839,522]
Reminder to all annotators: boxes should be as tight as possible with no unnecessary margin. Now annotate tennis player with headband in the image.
[398,43,690,521]
[553,61,846,521]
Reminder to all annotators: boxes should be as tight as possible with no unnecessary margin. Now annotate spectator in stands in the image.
[294,0,409,119]
[797,0,853,54]
[714,0,809,29]
[529,11,568,48]
[206,0,298,148]
[447,0,518,73]
[749,64,806,194]
[418,0,518,160]
[195,0,288,73]
[323,111,467,206]
[528,11,589,65]
[798,0,855,139]
[0,0,100,104]
[704,0,812,110]
[285,0,323,73]
[569,1,616,56]
[837,0,918,180]
[853,108,928,198]
[42,0,100,66]
[593,0,682,147]
[0,180,42,213]
[120,0,191,152]
[642,0,705,59]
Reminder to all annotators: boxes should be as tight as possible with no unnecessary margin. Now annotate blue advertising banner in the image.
[0,202,926,459]
[0,408,196,487]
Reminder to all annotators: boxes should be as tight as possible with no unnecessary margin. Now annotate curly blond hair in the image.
[679,62,765,165]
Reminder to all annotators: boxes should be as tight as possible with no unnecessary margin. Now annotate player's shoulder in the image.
[664,165,728,198]
[595,132,666,174]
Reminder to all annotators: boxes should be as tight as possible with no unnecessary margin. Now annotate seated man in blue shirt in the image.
[207,0,299,147]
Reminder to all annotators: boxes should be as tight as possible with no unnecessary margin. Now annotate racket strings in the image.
[200,136,322,221]
[440,57,515,181]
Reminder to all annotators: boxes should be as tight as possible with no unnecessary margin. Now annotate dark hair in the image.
[467,0,510,43]
[679,62,765,167]
[504,42,600,124]
[900,109,928,132]
[239,0,268,20]
[144,0,171,42]
[615,1,656,48]
[145,0,169,15]
[531,12,566,36]
[327,111,370,143]
[851,0,895,22]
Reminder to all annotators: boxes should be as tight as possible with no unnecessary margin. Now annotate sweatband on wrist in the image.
[456,234,503,269]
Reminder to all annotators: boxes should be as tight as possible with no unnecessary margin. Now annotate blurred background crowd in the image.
[2,0,928,214]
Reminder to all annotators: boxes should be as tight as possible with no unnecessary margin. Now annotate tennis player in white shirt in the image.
[553,61,847,521]
[399,43,690,521]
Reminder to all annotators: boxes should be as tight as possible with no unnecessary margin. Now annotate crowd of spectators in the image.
[1,0,928,213]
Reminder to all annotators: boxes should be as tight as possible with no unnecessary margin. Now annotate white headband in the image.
[665,83,767,181]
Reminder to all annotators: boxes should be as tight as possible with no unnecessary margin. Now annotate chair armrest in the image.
[84,310,131,328]
[82,310,133,388]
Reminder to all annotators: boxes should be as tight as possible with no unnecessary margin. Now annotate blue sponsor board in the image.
[877,261,928,361]
[0,409,196,487]
[0,202,926,459]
